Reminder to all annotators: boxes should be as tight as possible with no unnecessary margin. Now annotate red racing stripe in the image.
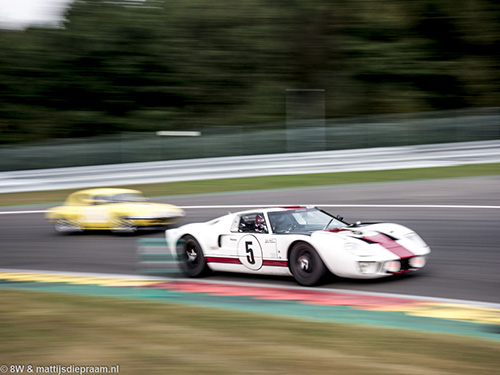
[206,257,241,264]
[363,233,415,259]
[263,260,288,267]
[205,257,288,267]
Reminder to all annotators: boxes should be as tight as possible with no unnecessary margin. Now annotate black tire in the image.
[289,242,327,286]
[179,235,209,277]
[110,216,137,235]
[54,218,82,234]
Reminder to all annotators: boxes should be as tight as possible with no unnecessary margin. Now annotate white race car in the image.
[165,206,430,286]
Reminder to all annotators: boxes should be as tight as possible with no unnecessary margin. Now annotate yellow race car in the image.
[46,188,185,234]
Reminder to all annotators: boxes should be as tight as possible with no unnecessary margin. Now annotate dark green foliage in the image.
[0,0,499,143]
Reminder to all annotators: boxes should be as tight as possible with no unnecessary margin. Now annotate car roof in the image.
[235,206,313,215]
[63,188,143,205]
[72,188,142,196]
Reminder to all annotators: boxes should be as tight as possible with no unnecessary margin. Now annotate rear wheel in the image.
[289,242,327,286]
[54,218,82,234]
[179,235,209,277]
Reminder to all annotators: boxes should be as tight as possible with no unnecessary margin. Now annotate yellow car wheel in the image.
[110,216,137,234]
[54,218,82,234]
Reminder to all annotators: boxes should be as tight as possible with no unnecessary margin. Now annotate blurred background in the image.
[1,4,500,371]
[1,0,499,170]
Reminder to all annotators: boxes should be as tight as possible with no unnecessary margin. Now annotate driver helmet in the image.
[255,214,267,232]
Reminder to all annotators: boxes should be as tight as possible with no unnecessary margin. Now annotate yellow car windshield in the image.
[109,193,148,203]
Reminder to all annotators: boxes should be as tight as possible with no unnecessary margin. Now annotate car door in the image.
[220,212,277,271]
[78,195,112,229]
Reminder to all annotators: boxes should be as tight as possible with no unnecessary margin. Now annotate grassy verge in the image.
[1,289,499,375]
[1,163,500,207]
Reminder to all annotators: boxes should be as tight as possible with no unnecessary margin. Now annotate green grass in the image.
[1,163,500,207]
[1,289,499,375]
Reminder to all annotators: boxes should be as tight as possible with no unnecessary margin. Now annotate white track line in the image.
[0,210,48,215]
[180,204,500,209]
[2,204,500,215]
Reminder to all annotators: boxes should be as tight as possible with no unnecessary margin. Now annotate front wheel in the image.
[110,216,137,234]
[179,235,209,277]
[289,242,327,286]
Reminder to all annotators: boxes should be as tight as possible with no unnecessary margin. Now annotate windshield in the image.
[91,193,148,204]
[268,208,346,234]
[111,193,147,203]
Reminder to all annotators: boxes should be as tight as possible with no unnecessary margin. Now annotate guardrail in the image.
[1,140,499,194]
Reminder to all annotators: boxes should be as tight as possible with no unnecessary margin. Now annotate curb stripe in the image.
[2,270,500,330]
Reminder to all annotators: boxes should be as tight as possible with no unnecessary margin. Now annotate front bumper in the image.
[356,255,428,277]
[126,216,183,227]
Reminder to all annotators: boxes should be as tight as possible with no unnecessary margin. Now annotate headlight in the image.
[165,209,185,217]
[383,260,401,273]
[409,256,426,269]
[358,261,380,274]
[405,232,427,247]
[344,242,373,257]
[152,209,184,218]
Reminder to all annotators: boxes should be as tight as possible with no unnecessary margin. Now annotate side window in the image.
[234,213,268,234]
[92,195,110,205]
[230,216,240,232]
[269,212,298,233]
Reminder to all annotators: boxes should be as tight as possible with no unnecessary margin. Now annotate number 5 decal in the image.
[238,235,263,270]
[245,241,255,264]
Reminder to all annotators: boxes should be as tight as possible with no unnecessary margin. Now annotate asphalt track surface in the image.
[1,176,499,304]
